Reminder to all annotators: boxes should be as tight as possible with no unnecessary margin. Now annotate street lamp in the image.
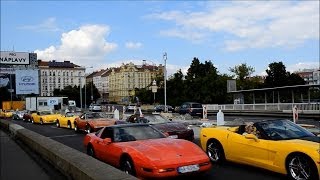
[84,66,93,109]
[151,80,157,105]
[163,52,167,112]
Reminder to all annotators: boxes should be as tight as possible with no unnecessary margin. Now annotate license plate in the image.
[168,135,178,139]
[178,164,199,173]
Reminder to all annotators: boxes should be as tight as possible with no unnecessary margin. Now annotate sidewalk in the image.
[0,129,51,180]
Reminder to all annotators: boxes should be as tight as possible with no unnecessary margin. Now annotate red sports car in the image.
[126,114,194,141]
[74,112,121,133]
[83,124,211,179]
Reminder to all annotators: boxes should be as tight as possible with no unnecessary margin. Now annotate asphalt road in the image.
[7,116,318,180]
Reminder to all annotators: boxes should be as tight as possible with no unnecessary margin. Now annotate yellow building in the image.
[108,62,163,103]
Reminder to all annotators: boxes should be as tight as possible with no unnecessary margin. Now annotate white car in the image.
[89,104,102,112]
[126,104,136,112]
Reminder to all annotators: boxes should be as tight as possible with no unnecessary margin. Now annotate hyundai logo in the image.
[21,76,34,82]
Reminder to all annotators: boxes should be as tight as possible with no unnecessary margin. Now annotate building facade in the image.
[38,60,85,96]
[295,68,320,85]
[108,62,164,103]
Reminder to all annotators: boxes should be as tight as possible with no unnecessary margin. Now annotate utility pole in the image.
[163,52,167,112]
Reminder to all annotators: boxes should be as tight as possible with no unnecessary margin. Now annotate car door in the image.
[227,132,271,168]
[94,128,122,166]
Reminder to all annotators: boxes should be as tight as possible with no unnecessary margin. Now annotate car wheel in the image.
[206,140,225,163]
[74,123,79,132]
[86,125,92,133]
[121,157,136,176]
[67,121,72,129]
[56,120,60,127]
[87,145,95,158]
[40,119,43,125]
[31,118,35,124]
[287,154,318,180]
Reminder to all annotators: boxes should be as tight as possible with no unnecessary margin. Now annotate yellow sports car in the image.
[200,119,320,180]
[56,112,80,129]
[31,110,60,124]
[0,110,14,118]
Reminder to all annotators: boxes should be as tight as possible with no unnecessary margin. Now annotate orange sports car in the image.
[74,112,123,133]
[83,124,211,179]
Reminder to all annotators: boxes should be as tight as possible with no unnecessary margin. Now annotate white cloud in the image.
[19,17,61,32]
[125,42,142,49]
[35,24,117,68]
[287,61,320,73]
[148,1,319,51]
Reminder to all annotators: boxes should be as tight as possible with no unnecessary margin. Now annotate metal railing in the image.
[205,103,320,112]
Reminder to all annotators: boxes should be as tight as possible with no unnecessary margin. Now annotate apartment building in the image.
[38,60,85,96]
[87,61,164,104]
[108,62,164,103]
[295,68,320,85]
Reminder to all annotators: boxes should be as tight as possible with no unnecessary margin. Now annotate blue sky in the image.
[1,1,319,76]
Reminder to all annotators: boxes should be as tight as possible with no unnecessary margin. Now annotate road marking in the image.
[49,134,78,138]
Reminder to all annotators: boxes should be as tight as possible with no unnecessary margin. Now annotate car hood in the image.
[121,138,208,164]
[89,119,115,126]
[152,122,188,132]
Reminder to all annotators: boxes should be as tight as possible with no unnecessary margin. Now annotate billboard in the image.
[0,51,30,65]
[15,70,39,95]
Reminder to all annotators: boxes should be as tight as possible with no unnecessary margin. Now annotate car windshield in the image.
[256,120,315,140]
[113,125,166,142]
[142,115,170,124]
[191,103,202,108]
[41,111,53,115]
[85,112,109,120]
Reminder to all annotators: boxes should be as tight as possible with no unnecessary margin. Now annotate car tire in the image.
[206,140,225,164]
[31,118,35,124]
[40,119,43,125]
[74,123,79,132]
[67,121,72,129]
[56,120,60,127]
[286,154,318,180]
[87,145,95,158]
[121,157,136,176]
[86,125,92,133]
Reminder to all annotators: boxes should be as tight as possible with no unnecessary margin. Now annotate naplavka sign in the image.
[15,70,39,95]
[0,51,30,65]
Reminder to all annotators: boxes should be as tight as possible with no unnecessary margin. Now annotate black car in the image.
[126,114,194,141]
[154,105,174,112]
[179,102,203,117]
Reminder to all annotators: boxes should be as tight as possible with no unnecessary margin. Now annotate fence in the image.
[205,103,320,112]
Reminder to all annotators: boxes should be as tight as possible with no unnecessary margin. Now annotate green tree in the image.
[229,63,255,81]
[265,62,289,87]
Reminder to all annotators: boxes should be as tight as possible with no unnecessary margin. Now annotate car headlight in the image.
[317,149,320,154]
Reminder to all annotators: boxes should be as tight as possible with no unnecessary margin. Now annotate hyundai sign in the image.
[15,70,39,94]
[0,51,30,65]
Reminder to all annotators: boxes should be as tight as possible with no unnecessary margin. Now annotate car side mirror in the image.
[37,112,40,115]
[245,134,259,141]
[103,138,112,144]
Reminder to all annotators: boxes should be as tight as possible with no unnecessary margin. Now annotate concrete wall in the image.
[0,120,137,180]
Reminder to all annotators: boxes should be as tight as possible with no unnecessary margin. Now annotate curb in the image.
[0,119,137,180]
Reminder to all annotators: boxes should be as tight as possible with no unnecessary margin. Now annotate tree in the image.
[264,62,289,88]
[264,61,305,87]
[229,63,254,81]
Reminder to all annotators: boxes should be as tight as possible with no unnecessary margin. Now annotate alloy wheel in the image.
[207,141,224,163]
[288,155,312,180]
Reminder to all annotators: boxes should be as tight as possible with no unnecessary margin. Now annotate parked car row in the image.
[2,108,318,180]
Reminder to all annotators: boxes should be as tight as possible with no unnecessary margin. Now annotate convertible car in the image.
[56,112,81,129]
[84,124,211,179]
[200,119,320,180]
[74,112,122,133]
[126,114,194,141]
[31,110,60,124]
